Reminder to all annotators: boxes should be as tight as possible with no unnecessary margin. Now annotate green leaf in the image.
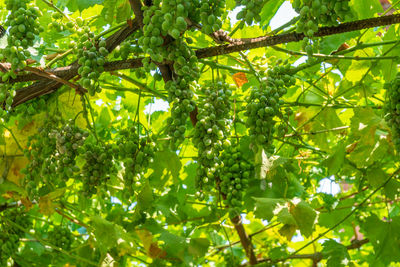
[67,0,104,12]
[96,107,111,127]
[188,238,210,258]
[278,224,297,241]
[102,0,116,23]
[149,150,182,188]
[366,167,387,189]
[322,239,350,267]
[253,197,285,221]
[277,207,296,225]
[323,142,346,176]
[351,0,383,19]
[260,0,285,27]
[362,215,400,264]
[137,181,154,211]
[116,0,131,23]
[291,201,317,237]
[90,216,119,253]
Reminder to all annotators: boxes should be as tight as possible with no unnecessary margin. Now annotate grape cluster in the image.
[117,126,157,193]
[50,122,88,180]
[114,41,142,60]
[219,145,252,208]
[140,0,191,63]
[236,0,264,25]
[1,207,32,236]
[198,0,225,34]
[0,84,15,114]
[81,142,116,197]
[0,207,31,265]
[76,27,108,95]
[293,0,352,56]
[11,96,48,125]
[384,72,400,151]
[22,120,58,197]
[193,82,232,197]
[140,1,200,147]
[48,12,75,32]
[245,62,296,153]
[48,226,74,250]
[1,0,43,72]
[0,232,19,266]
[165,77,196,146]
[22,119,88,197]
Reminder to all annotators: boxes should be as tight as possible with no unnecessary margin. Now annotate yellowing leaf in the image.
[38,188,65,215]
[232,72,248,88]
[136,229,166,259]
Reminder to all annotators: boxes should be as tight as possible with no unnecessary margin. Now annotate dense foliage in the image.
[0,0,400,266]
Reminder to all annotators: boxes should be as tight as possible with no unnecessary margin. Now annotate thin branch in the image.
[24,66,86,94]
[285,167,400,260]
[285,126,349,137]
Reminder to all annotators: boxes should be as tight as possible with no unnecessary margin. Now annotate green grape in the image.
[198,0,225,34]
[2,0,42,71]
[385,72,400,151]
[294,0,352,56]
[245,62,296,152]
[139,1,201,148]
[48,226,74,250]
[236,0,263,25]
[220,144,253,209]
[0,0,42,110]
[76,27,108,95]
[80,142,116,197]
[116,124,157,194]
[0,231,19,266]
[1,207,32,236]
[21,118,88,198]
[193,81,232,194]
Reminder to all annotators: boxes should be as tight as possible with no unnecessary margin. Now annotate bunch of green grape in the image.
[50,121,88,181]
[384,72,400,151]
[22,119,59,197]
[116,125,157,194]
[219,145,252,208]
[245,62,296,153]
[293,0,352,56]
[1,207,32,236]
[1,0,43,72]
[0,84,15,113]
[140,0,192,63]
[48,12,75,32]
[198,0,225,34]
[114,41,142,60]
[236,0,264,25]
[164,40,199,147]
[193,81,232,198]
[10,96,48,125]
[0,207,31,265]
[76,27,108,95]
[48,226,74,250]
[165,77,196,147]
[0,231,19,266]
[22,118,87,197]
[80,142,116,197]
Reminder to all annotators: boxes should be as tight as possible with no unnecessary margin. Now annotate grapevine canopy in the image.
[1,0,400,266]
